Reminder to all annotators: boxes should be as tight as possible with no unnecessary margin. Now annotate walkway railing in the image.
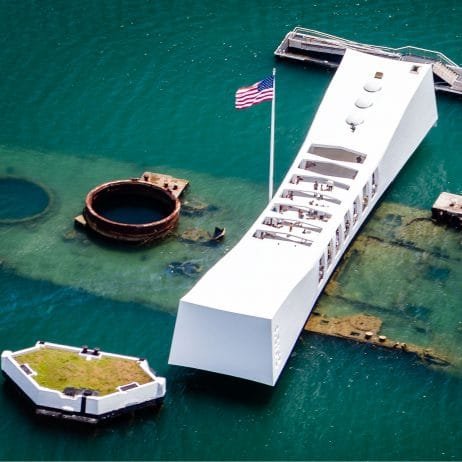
[291,27,458,67]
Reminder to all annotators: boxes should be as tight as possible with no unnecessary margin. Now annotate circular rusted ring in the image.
[83,179,180,244]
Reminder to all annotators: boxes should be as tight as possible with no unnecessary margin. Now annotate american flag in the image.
[235,75,274,109]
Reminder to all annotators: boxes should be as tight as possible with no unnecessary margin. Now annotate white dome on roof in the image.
[355,95,373,108]
[346,112,364,126]
[364,79,382,92]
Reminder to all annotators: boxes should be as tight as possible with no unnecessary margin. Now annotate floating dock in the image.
[432,192,462,228]
[275,28,462,96]
[169,49,437,385]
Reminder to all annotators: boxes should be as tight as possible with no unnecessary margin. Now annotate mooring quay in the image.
[1,341,166,424]
[275,28,462,96]
[432,192,462,228]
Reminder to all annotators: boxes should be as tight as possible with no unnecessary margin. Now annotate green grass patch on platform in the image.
[16,347,152,396]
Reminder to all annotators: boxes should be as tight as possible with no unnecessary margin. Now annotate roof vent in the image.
[355,95,373,108]
[346,112,364,127]
[364,79,382,92]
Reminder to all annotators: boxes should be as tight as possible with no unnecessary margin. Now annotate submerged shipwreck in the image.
[75,172,225,247]
[169,48,438,385]
[0,176,53,225]
[75,172,188,245]
[309,199,462,370]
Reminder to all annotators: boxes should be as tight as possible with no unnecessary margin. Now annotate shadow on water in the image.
[2,378,95,436]
[2,377,166,437]
[2,367,273,441]
[169,367,274,408]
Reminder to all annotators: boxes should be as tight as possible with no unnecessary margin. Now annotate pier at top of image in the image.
[275,27,462,96]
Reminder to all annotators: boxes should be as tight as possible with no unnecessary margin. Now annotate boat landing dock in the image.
[275,28,462,96]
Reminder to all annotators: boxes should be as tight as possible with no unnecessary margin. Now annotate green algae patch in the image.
[0,145,266,312]
[316,201,462,372]
[15,347,152,396]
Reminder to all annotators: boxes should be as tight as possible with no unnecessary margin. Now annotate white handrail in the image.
[291,27,459,67]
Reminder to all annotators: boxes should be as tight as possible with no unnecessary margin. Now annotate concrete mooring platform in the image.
[432,192,462,228]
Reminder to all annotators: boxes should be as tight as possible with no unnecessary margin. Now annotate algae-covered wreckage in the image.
[305,313,450,366]
[307,201,462,371]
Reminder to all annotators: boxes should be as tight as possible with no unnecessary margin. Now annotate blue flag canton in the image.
[258,76,274,92]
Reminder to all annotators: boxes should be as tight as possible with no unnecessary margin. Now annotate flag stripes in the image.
[235,75,274,109]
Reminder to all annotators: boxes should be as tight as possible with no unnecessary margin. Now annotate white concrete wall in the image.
[1,351,82,412]
[169,302,274,384]
[36,388,82,412]
[86,380,166,414]
[378,67,437,190]
[2,343,166,416]
[272,266,319,383]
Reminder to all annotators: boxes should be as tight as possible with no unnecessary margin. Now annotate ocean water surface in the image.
[0,0,461,460]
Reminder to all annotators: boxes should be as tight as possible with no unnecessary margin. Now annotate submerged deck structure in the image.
[169,49,438,385]
[275,28,462,96]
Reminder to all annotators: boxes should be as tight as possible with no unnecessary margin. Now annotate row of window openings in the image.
[290,175,350,191]
[281,188,341,205]
[253,172,378,249]
[299,159,358,181]
[307,145,367,165]
[318,173,378,282]
[271,203,331,221]
[260,182,374,249]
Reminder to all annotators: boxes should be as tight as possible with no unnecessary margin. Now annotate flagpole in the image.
[269,67,276,201]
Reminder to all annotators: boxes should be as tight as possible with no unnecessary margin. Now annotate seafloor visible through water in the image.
[0,1,461,460]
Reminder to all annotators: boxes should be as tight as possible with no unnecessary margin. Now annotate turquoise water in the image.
[1,0,462,459]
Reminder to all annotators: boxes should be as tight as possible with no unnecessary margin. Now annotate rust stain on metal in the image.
[431,191,462,229]
[305,312,450,367]
[140,171,189,198]
[76,172,189,245]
